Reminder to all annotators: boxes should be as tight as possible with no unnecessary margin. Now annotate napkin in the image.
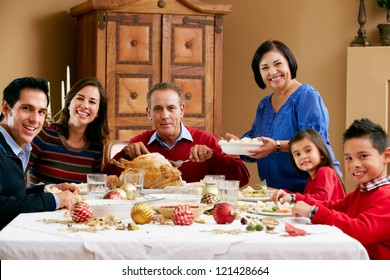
[282,223,307,237]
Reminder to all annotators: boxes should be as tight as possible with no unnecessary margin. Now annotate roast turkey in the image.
[110,153,182,189]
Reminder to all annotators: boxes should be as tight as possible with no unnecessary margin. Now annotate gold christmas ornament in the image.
[131,202,154,224]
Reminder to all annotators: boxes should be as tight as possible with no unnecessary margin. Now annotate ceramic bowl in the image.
[219,141,263,155]
[87,199,136,219]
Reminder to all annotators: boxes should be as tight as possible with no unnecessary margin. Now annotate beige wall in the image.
[0,0,386,192]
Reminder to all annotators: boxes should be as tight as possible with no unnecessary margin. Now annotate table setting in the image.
[0,148,369,260]
[0,180,369,260]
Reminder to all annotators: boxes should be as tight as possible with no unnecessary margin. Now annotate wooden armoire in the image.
[70,0,231,141]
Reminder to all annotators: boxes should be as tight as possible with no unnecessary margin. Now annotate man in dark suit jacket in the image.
[0,77,78,230]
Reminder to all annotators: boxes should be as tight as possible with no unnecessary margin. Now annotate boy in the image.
[293,118,390,260]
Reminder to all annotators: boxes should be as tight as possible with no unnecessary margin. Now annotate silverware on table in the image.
[169,159,191,168]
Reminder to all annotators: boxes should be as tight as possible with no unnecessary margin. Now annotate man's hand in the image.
[56,191,78,210]
[54,183,79,194]
[225,132,239,141]
[189,144,213,162]
[124,142,150,159]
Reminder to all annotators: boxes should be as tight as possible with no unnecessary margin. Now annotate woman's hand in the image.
[247,136,276,159]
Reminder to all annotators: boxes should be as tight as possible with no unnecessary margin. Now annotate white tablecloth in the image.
[0,209,368,260]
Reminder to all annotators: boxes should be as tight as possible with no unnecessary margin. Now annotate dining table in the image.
[0,195,369,260]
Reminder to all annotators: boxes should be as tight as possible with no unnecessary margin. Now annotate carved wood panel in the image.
[71,0,230,141]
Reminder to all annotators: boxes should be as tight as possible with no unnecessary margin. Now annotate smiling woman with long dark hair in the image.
[28,77,110,184]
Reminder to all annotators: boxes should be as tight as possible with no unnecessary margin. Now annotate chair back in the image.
[104,140,128,165]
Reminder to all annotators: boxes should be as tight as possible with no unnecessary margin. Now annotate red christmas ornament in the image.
[70,201,93,223]
[213,202,236,224]
[172,205,195,226]
[103,191,123,200]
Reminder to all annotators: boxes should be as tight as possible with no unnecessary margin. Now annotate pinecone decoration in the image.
[172,205,195,226]
[70,202,93,223]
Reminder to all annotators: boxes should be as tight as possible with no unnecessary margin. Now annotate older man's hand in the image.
[124,142,150,159]
[189,144,213,162]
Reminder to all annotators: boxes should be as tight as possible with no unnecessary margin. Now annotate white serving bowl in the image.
[219,141,263,155]
[86,199,136,219]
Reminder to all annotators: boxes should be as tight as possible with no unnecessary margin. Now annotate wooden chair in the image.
[103,140,128,166]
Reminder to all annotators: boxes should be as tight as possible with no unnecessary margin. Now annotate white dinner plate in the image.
[247,208,292,217]
[72,183,89,194]
[238,195,270,202]
[145,193,201,204]
[141,188,166,194]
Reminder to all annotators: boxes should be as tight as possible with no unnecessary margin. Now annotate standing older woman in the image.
[227,40,341,193]
[28,77,109,184]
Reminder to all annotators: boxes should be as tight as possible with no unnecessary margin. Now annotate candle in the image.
[66,66,70,93]
[61,81,65,109]
[47,81,52,115]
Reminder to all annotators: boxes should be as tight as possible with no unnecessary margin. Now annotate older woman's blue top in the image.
[241,84,341,193]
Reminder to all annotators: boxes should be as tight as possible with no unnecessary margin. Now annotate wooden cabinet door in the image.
[106,13,161,140]
[168,14,215,134]
[106,12,217,140]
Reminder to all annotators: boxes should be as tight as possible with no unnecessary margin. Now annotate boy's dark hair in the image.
[289,128,336,176]
[343,118,390,153]
[1,77,49,122]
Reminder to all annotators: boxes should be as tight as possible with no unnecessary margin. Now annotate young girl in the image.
[272,128,345,203]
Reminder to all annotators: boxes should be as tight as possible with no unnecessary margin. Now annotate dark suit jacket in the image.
[0,133,56,230]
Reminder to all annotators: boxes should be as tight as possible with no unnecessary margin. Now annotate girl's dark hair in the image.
[251,39,298,89]
[1,77,49,122]
[343,118,390,153]
[56,77,110,146]
[289,128,337,175]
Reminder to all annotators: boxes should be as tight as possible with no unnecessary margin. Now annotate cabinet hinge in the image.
[97,11,141,30]
[97,11,106,30]
[182,15,223,34]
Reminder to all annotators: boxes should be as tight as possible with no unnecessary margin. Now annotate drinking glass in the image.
[123,172,144,197]
[87,173,107,199]
[218,180,240,205]
[203,175,225,186]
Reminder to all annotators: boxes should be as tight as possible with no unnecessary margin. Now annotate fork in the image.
[169,159,191,168]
